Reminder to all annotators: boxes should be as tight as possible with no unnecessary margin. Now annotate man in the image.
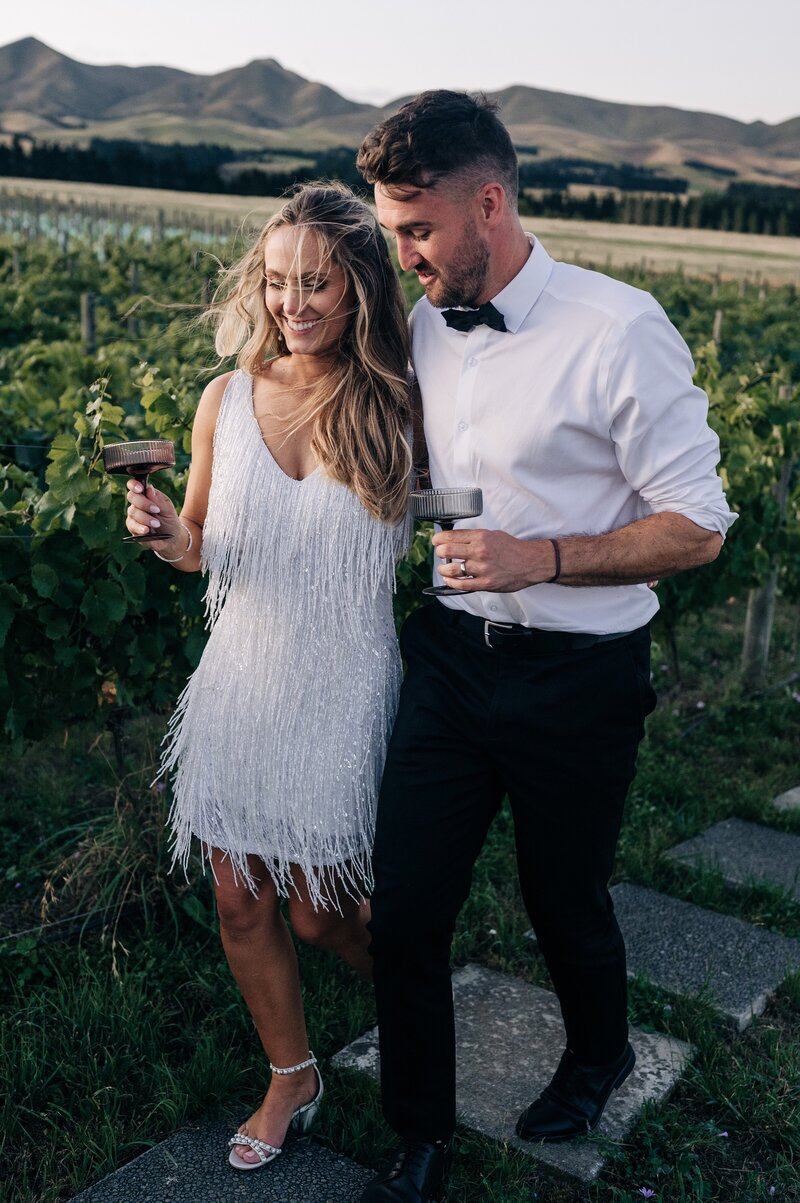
[356,91,737,1203]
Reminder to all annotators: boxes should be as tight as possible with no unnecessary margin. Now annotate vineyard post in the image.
[81,291,96,355]
[741,573,780,692]
[128,262,140,339]
[740,384,795,692]
[712,308,723,346]
[11,247,20,282]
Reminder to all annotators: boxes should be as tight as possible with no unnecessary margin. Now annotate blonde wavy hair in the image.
[209,182,412,524]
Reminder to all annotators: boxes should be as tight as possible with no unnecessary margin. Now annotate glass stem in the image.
[440,520,454,566]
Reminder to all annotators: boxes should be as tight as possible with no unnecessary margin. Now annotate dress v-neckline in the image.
[247,371,321,484]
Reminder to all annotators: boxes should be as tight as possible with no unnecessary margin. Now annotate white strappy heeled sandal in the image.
[228,1051,324,1171]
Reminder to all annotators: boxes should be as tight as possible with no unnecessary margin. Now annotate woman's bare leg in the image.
[287,864,373,980]
[210,848,318,1165]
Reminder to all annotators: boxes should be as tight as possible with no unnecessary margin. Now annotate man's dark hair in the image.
[356,90,519,208]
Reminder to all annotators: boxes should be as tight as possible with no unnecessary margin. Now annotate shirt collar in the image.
[491,235,553,334]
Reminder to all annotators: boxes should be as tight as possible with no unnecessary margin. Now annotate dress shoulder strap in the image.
[210,369,253,449]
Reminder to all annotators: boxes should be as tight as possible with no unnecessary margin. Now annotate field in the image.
[3,176,800,283]
[531,218,800,285]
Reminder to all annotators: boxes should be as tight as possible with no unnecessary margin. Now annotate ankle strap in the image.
[269,1050,317,1076]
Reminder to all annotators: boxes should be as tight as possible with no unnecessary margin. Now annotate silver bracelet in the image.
[154,522,193,563]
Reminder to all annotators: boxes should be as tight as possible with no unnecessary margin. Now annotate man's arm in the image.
[433,512,722,593]
[436,307,735,594]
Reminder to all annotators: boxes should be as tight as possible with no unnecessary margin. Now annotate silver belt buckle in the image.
[484,619,515,648]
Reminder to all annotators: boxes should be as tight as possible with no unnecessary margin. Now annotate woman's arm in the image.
[125,372,233,572]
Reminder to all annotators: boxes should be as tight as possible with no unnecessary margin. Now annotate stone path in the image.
[774,786,800,813]
[526,882,800,1029]
[336,809,800,1184]
[609,882,800,1029]
[68,1124,371,1203]
[334,964,692,1184]
[666,818,800,901]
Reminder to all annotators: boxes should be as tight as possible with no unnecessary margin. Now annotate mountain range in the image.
[2,37,799,187]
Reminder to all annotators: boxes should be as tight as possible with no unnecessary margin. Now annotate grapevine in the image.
[1,224,798,744]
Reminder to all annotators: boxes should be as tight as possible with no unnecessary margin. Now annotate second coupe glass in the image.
[409,486,483,596]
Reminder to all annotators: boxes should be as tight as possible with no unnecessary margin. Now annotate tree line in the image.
[1,136,799,236]
[518,157,688,193]
[0,136,366,197]
[519,185,800,237]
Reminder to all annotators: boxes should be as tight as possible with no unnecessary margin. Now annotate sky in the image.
[3,0,798,125]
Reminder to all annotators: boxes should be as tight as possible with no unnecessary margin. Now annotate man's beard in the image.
[427,221,490,309]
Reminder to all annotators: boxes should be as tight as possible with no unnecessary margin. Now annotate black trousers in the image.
[369,601,657,1142]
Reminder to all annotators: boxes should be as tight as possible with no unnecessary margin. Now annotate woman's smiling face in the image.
[263,225,353,357]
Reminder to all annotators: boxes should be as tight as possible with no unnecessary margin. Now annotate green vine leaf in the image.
[30,563,59,599]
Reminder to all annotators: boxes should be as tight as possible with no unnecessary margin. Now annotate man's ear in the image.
[478,183,507,230]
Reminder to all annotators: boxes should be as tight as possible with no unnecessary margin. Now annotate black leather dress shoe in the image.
[359,1140,451,1202]
[516,1041,636,1143]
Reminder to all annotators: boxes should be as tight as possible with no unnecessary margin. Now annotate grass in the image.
[1,596,799,1202]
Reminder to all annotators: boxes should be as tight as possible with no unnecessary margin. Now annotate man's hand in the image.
[433,529,553,592]
[432,513,722,593]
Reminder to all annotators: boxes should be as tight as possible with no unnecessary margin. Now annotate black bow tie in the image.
[441,302,508,333]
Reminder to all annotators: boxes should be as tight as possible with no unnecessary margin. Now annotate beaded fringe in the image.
[158,369,410,910]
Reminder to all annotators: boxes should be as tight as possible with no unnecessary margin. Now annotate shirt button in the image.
[457,420,468,432]
[467,357,478,368]
[489,604,499,612]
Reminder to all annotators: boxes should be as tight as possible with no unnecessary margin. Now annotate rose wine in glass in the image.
[410,486,483,596]
[103,439,175,542]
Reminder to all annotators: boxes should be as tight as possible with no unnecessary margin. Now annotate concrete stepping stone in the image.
[334,963,692,1183]
[665,818,800,901]
[611,883,800,1028]
[68,1122,371,1203]
[774,786,800,813]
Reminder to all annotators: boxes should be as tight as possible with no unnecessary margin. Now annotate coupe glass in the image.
[103,439,176,542]
[410,486,483,596]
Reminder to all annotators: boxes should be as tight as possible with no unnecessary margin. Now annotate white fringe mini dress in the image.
[160,368,410,909]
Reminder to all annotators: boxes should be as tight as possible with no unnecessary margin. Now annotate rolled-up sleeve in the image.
[605,310,738,538]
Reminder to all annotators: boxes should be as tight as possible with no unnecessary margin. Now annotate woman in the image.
[125,183,412,1170]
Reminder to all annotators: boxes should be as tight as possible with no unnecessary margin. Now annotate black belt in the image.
[438,605,634,652]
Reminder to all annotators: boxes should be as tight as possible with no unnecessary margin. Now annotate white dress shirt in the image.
[410,236,738,634]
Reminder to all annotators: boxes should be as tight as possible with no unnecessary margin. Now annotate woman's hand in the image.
[126,479,181,545]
